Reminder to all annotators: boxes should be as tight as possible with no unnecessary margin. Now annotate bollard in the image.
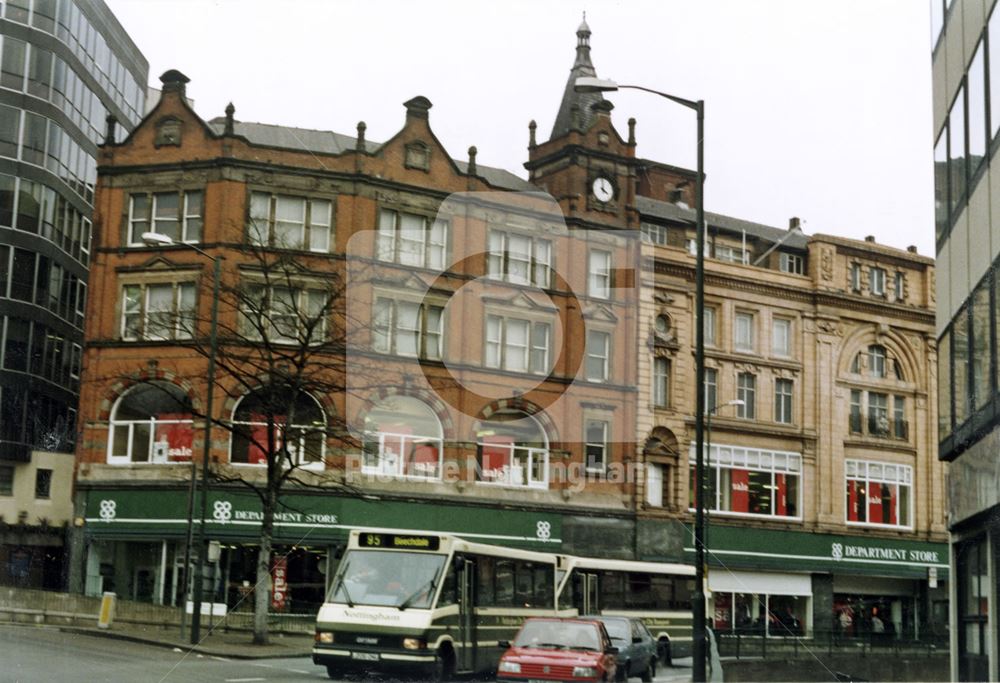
[97,592,116,629]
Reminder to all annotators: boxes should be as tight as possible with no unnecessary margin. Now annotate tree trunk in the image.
[253,490,276,645]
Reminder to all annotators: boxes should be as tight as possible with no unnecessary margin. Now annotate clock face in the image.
[592,177,614,203]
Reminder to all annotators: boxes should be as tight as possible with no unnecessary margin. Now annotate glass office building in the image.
[0,0,145,588]
[933,0,1000,680]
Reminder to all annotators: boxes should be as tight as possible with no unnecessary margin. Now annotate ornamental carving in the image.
[820,248,834,281]
[816,319,843,336]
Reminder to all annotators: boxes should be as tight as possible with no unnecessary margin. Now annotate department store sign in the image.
[82,488,561,549]
[831,542,941,564]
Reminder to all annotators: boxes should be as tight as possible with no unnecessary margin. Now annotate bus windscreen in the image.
[328,549,446,610]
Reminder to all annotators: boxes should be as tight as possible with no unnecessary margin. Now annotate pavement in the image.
[57,621,315,659]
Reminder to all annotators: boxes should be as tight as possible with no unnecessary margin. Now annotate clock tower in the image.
[525,18,697,230]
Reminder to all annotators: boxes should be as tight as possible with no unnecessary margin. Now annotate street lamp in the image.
[142,231,221,644]
[575,75,709,682]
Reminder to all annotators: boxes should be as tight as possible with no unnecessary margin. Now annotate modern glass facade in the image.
[934,0,1000,680]
[0,0,146,462]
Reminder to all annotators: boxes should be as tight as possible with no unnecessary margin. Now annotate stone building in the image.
[68,20,945,643]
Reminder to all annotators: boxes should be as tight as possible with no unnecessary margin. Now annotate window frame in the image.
[128,190,204,246]
[34,467,52,499]
[373,296,445,360]
[844,459,913,529]
[584,419,609,472]
[487,229,553,288]
[771,317,791,358]
[736,372,756,419]
[774,378,793,425]
[376,207,447,269]
[692,443,802,520]
[734,311,755,353]
[588,249,612,300]
[652,356,670,408]
[241,282,329,346]
[484,313,552,375]
[120,279,197,342]
[869,266,886,297]
[249,191,332,253]
[585,328,611,382]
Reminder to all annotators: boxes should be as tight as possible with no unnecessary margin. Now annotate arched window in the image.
[230,389,325,467]
[108,382,193,464]
[868,345,887,378]
[363,396,443,479]
[477,410,548,488]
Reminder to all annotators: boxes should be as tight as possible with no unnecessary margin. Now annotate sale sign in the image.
[271,556,288,611]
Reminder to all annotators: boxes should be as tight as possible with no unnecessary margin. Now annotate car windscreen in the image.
[600,619,629,642]
[514,620,601,651]
[327,549,446,609]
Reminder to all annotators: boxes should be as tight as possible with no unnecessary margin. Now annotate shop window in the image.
[690,444,800,519]
[249,192,331,252]
[376,208,446,269]
[845,460,912,528]
[487,230,552,287]
[107,382,194,464]
[362,395,443,479]
[713,591,807,637]
[477,409,548,488]
[230,389,325,467]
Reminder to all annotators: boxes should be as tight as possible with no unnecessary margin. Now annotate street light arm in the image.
[616,84,700,111]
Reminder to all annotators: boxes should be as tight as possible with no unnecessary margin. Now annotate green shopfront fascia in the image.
[79,487,561,612]
[683,524,950,641]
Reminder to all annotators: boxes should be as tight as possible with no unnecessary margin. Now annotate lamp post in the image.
[142,231,221,644]
[575,76,707,682]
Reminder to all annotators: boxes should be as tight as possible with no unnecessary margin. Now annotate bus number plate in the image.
[352,652,379,661]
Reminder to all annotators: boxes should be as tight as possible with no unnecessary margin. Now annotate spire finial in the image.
[224,102,235,136]
[528,120,537,149]
[356,121,367,152]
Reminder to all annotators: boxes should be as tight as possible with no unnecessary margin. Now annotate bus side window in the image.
[438,556,458,606]
[495,559,515,607]
[601,571,626,609]
[515,561,533,607]
[477,556,495,606]
[534,563,554,608]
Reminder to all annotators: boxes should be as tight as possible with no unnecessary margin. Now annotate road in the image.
[0,624,692,682]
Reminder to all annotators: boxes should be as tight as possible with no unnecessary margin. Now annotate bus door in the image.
[578,571,600,614]
[456,557,477,672]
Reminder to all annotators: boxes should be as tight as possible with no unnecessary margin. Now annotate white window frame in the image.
[229,392,326,470]
[242,283,328,345]
[129,190,203,246]
[107,388,194,465]
[850,263,861,292]
[585,329,611,381]
[779,252,804,274]
[703,306,717,347]
[714,244,749,264]
[734,312,754,353]
[487,230,553,287]
[737,372,756,419]
[844,459,913,529]
[652,356,670,407]
[772,318,791,357]
[588,249,612,299]
[373,297,444,360]
[774,378,793,424]
[870,266,886,296]
[641,222,668,246]
[584,419,609,472]
[120,281,196,341]
[691,443,803,520]
[377,208,447,269]
[894,271,905,301]
[484,314,551,374]
[248,192,332,252]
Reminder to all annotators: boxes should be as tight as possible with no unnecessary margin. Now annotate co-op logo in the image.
[831,543,843,561]
[344,191,640,447]
[213,500,233,523]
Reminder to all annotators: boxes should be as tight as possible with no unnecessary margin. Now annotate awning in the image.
[709,569,812,596]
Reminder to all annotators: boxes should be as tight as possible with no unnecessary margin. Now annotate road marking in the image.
[224,678,266,682]
[211,656,231,662]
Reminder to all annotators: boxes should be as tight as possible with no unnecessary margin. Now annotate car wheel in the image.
[641,657,655,683]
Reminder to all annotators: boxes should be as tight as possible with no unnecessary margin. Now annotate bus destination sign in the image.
[359,533,441,551]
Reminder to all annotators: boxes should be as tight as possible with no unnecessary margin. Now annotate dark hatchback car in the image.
[497,617,618,682]
[583,616,657,682]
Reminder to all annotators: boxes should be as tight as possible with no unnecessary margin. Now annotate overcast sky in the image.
[105,0,935,256]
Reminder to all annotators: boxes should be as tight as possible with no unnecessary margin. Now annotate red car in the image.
[497,617,618,682]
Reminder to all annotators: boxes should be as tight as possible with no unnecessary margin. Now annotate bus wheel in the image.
[433,645,455,681]
[658,639,672,666]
